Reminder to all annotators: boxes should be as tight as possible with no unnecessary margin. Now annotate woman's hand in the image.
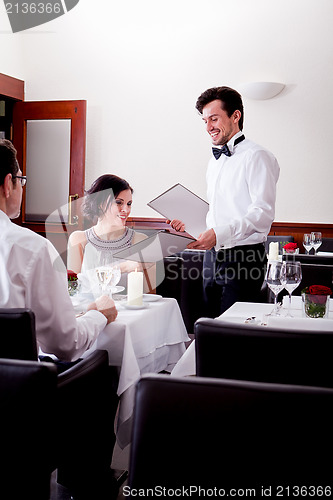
[167,219,186,232]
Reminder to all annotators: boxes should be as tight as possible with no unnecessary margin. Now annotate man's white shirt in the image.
[206,131,280,250]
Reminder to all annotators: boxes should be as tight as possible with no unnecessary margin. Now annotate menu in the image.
[147,183,208,239]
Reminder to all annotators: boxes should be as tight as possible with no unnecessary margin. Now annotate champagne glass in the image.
[265,261,285,316]
[95,266,113,294]
[303,233,312,254]
[96,252,121,296]
[281,261,302,317]
[311,232,322,255]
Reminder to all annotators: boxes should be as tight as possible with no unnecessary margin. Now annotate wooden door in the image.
[12,100,86,234]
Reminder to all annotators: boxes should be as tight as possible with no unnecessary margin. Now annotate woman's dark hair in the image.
[195,86,244,130]
[83,174,133,220]
[0,139,19,186]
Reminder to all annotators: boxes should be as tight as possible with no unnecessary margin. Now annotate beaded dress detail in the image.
[81,226,135,274]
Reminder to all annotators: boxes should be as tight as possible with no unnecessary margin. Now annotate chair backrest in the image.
[0,358,57,499]
[321,237,333,252]
[264,234,294,253]
[56,350,118,491]
[297,262,333,295]
[0,308,38,360]
[128,374,333,489]
[195,317,333,387]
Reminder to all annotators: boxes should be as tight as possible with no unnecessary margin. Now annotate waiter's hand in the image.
[187,229,216,250]
[87,295,118,324]
[167,219,186,232]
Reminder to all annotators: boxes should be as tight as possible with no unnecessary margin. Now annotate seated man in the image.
[0,139,117,360]
[0,139,119,499]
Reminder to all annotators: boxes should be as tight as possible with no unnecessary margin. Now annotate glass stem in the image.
[273,293,278,312]
[288,292,292,315]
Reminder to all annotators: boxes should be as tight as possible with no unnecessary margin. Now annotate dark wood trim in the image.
[270,222,333,250]
[12,100,86,231]
[0,73,24,101]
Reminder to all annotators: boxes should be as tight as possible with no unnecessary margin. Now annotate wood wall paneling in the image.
[0,73,24,101]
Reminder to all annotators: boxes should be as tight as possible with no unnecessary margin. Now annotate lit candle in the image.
[127,268,143,306]
[268,241,279,261]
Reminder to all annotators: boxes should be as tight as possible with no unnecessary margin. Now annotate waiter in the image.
[170,86,280,317]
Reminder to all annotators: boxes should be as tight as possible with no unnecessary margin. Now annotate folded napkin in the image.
[267,315,333,332]
[77,271,100,297]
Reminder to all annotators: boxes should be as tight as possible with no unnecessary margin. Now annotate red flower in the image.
[302,285,332,305]
[308,285,332,296]
[67,270,78,281]
[283,242,298,250]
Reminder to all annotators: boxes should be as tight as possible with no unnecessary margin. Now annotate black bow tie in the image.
[212,135,245,160]
[212,144,231,159]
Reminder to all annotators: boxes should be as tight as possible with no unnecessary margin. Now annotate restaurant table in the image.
[171,297,333,378]
[78,295,190,448]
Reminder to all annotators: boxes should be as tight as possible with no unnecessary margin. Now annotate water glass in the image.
[311,232,322,255]
[265,261,284,316]
[281,261,302,317]
[303,233,312,254]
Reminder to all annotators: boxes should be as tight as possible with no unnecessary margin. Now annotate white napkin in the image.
[266,315,333,332]
[77,271,100,297]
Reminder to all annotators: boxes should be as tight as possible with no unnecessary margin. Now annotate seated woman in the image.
[67,174,155,292]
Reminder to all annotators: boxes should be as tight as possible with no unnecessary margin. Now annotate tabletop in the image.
[171,297,333,379]
[80,294,190,448]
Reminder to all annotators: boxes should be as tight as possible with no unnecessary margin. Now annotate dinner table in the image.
[171,296,333,379]
[73,292,190,448]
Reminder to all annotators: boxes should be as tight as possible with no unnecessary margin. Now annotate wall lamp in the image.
[238,82,285,100]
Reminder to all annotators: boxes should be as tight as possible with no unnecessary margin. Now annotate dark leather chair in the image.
[128,374,333,489]
[320,237,333,252]
[0,357,57,499]
[0,308,119,498]
[264,234,294,253]
[195,317,333,387]
[56,349,119,499]
[156,251,205,332]
[0,308,38,360]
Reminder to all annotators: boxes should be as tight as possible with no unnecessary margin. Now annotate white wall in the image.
[1,0,332,223]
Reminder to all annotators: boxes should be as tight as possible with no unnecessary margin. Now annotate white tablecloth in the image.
[82,296,189,448]
[171,298,333,379]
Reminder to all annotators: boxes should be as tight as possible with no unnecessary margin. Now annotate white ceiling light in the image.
[238,82,285,100]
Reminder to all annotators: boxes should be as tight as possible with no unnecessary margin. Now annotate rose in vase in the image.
[283,242,298,254]
[67,269,79,296]
[302,285,332,318]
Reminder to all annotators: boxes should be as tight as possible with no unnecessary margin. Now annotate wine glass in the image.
[281,261,302,317]
[95,266,113,294]
[303,233,313,254]
[96,252,121,296]
[265,261,285,316]
[311,232,322,255]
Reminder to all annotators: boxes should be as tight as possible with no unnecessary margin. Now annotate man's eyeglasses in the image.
[12,175,27,187]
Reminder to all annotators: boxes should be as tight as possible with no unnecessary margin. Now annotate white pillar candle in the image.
[127,268,143,306]
[268,241,279,261]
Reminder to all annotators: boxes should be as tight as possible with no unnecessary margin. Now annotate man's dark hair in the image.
[83,174,133,220]
[0,139,19,187]
[195,86,244,130]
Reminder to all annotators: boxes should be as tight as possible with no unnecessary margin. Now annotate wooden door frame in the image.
[12,100,86,234]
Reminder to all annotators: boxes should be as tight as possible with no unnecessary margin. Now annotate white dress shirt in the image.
[0,210,107,361]
[206,131,280,250]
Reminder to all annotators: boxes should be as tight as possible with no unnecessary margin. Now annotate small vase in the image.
[68,280,79,296]
[283,248,299,255]
[302,293,330,319]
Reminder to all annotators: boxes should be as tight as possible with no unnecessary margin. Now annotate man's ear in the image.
[3,173,13,199]
[233,110,241,124]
